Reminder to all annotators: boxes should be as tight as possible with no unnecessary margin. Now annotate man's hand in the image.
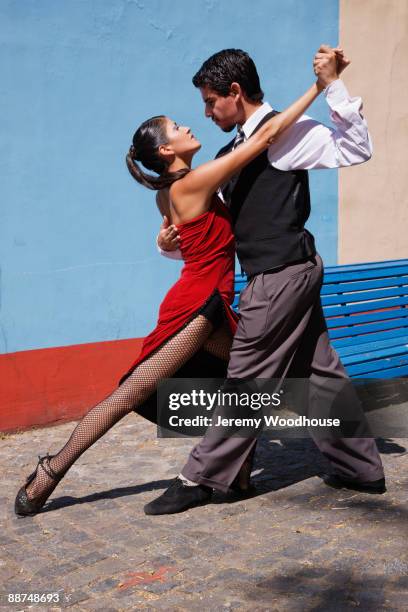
[333,48,351,76]
[157,215,180,251]
[313,44,349,89]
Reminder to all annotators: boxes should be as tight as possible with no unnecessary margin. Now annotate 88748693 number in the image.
[7,593,61,604]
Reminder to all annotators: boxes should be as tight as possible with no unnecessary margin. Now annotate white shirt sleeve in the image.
[267,79,373,170]
[157,235,183,260]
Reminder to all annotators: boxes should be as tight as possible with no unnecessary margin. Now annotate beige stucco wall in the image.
[339,0,408,263]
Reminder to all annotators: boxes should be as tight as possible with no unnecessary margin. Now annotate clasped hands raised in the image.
[314,43,351,89]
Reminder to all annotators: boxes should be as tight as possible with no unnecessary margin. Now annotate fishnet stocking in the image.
[26,315,220,501]
[203,323,233,362]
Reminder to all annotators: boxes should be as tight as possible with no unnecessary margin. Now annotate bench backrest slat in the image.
[323,296,408,317]
[328,317,408,340]
[325,308,408,330]
[323,264,408,284]
[322,286,408,307]
[321,276,408,295]
[336,335,408,358]
[332,328,408,350]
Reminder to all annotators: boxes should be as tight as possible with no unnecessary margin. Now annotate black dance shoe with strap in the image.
[14,454,65,517]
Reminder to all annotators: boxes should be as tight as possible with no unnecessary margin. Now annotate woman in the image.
[15,77,324,516]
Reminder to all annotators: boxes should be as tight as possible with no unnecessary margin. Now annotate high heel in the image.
[14,454,65,517]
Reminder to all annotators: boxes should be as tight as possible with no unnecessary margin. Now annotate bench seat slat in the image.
[341,344,408,366]
[346,354,408,376]
[357,364,408,378]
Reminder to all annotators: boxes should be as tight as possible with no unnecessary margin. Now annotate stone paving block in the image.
[138,579,180,595]
[199,536,237,557]
[382,592,408,611]
[109,586,160,607]
[60,529,92,545]
[146,554,179,567]
[63,589,90,607]
[179,578,209,595]
[73,550,110,567]
[394,575,408,589]
[81,602,121,612]
[93,543,127,559]
[169,545,195,560]
[177,559,216,582]
[0,535,18,546]
[0,566,20,584]
[278,534,329,558]
[143,594,198,610]
[34,561,78,580]
[88,576,119,593]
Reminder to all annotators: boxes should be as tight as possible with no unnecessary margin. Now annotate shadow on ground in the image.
[42,478,174,513]
[241,566,395,611]
[40,436,406,518]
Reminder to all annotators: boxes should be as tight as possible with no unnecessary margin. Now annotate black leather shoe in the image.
[323,474,386,494]
[15,454,65,517]
[144,478,212,515]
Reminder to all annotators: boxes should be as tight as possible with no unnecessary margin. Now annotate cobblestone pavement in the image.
[1,416,408,611]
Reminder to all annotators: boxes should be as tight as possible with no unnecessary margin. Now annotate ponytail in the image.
[126,147,189,191]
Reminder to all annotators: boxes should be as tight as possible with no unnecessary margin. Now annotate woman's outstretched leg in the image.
[18,315,214,510]
[203,323,233,362]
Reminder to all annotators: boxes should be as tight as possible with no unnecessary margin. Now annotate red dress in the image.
[121,197,238,383]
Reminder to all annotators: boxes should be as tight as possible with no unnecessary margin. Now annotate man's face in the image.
[199,85,239,132]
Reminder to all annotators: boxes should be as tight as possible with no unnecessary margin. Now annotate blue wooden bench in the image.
[233,258,408,378]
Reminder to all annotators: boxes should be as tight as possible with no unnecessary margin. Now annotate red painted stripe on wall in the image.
[0,338,144,433]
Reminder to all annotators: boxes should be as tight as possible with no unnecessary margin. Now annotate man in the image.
[144,45,385,515]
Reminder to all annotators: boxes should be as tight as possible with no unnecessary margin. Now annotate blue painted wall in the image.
[1,0,338,353]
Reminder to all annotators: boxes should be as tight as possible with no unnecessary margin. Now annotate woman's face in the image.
[162,117,201,158]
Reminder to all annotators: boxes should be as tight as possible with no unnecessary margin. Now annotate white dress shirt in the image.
[246,79,372,169]
[159,79,372,258]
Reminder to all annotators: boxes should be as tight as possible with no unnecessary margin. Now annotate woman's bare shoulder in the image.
[169,178,208,222]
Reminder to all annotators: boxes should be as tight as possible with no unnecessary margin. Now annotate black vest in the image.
[217,111,316,276]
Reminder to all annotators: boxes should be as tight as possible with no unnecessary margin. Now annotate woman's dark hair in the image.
[126,115,189,191]
[192,49,264,102]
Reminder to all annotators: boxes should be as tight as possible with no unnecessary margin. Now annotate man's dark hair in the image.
[192,49,264,102]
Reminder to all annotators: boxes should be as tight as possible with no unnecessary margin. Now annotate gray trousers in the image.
[181,254,384,492]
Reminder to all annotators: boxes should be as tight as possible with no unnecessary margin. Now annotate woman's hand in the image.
[313,44,350,89]
[157,216,180,251]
